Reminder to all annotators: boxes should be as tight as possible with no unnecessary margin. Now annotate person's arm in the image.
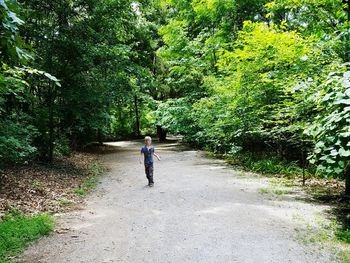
[139,150,143,164]
[154,152,161,161]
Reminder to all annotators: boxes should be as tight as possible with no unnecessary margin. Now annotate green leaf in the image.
[309,158,316,164]
[8,11,24,25]
[334,99,350,105]
[339,148,350,157]
[340,132,350,137]
[339,160,346,168]
[16,47,33,60]
[326,157,336,164]
[334,167,343,174]
[0,0,7,9]
[44,73,59,82]
[315,141,325,148]
[330,149,338,156]
[342,79,350,88]
[345,89,350,97]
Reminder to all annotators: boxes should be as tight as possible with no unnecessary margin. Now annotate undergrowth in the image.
[73,162,105,196]
[224,151,315,178]
[336,229,350,244]
[0,210,54,262]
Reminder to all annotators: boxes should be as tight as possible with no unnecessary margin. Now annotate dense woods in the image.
[154,0,350,195]
[1,0,158,165]
[1,0,350,194]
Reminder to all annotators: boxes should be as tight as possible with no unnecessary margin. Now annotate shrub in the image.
[0,114,38,167]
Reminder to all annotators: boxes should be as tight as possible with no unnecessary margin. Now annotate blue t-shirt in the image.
[141,146,155,165]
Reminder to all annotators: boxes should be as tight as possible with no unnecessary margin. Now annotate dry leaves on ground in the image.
[0,152,103,217]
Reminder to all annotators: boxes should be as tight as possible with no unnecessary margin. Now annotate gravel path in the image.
[19,140,333,263]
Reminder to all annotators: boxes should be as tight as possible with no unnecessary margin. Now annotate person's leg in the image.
[148,165,154,185]
[145,165,151,185]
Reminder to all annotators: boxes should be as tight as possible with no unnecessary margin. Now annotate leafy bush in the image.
[154,98,195,136]
[54,135,71,157]
[336,228,350,244]
[306,67,350,190]
[0,114,38,166]
[155,8,350,189]
[156,21,324,155]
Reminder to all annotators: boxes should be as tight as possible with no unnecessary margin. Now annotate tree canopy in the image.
[1,0,350,193]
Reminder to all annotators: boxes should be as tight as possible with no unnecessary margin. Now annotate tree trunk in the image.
[346,174,350,197]
[48,82,54,163]
[301,146,306,186]
[98,129,103,145]
[345,162,350,196]
[346,177,350,196]
[134,95,141,137]
[157,125,167,142]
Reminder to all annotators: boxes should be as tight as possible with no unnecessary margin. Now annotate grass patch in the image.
[336,229,350,244]
[73,176,98,196]
[57,197,73,207]
[258,186,288,196]
[73,188,88,197]
[73,162,105,197]
[272,188,288,195]
[258,187,270,194]
[225,151,313,178]
[338,250,350,263]
[293,213,350,262]
[0,210,54,262]
[258,178,290,197]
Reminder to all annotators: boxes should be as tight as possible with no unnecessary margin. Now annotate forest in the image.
[2,0,350,262]
[2,0,350,193]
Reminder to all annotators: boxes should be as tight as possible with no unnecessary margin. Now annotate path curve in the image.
[20,140,332,263]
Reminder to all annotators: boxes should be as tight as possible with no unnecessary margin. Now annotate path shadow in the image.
[295,185,350,237]
[82,143,121,155]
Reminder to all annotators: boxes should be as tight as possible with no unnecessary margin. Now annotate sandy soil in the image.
[18,140,334,263]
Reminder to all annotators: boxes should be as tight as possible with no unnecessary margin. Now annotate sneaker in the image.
[149,183,154,187]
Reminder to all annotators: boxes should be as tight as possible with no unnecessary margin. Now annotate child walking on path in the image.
[139,136,161,187]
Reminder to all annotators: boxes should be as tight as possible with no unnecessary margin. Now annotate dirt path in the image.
[19,140,334,263]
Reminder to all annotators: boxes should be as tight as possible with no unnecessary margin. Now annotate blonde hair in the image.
[144,136,152,142]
